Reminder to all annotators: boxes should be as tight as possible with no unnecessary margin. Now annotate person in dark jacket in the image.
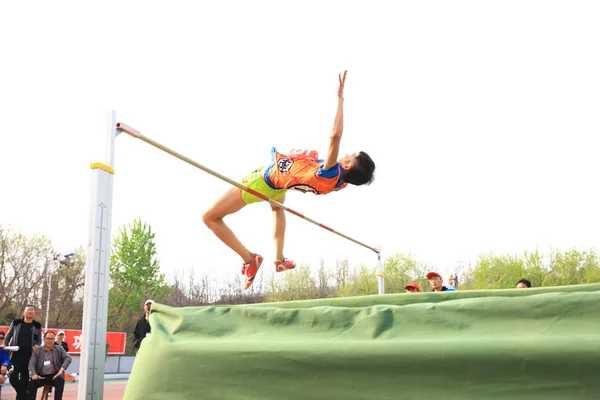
[3,305,42,400]
[133,299,153,353]
[55,330,69,352]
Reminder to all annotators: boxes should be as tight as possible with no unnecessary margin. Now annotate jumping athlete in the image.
[202,70,376,289]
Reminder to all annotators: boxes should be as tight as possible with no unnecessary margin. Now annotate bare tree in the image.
[168,271,190,306]
[215,270,267,305]
[334,257,350,289]
[0,226,58,321]
[167,268,220,307]
[42,247,86,329]
[317,258,334,298]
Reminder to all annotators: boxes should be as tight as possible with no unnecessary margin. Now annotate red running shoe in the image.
[243,254,264,289]
[274,258,296,273]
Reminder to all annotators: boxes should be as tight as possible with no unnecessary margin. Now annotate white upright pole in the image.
[78,110,117,400]
[44,274,51,332]
[376,246,384,295]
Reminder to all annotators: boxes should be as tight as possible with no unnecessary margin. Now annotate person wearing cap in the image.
[426,272,456,292]
[404,282,421,293]
[55,330,69,353]
[133,300,154,353]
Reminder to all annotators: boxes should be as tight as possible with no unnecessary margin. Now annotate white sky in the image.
[1,1,599,285]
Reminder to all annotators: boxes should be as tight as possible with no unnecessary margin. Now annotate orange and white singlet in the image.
[263,147,347,195]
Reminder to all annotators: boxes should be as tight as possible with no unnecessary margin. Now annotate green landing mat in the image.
[124,284,600,399]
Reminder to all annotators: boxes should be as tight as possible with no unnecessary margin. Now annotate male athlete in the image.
[202,71,375,289]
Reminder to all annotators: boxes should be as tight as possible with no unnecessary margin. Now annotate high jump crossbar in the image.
[115,122,380,254]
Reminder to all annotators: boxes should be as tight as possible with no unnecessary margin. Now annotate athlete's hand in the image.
[337,70,347,98]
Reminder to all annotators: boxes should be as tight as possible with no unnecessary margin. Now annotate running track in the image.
[2,381,127,399]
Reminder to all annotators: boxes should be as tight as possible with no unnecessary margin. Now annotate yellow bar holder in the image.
[90,162,115,174]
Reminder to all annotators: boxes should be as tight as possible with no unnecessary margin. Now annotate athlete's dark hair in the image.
[344,151,375,186]
[516,279,531,288]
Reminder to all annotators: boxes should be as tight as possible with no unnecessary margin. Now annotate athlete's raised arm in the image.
[323,70,347,170]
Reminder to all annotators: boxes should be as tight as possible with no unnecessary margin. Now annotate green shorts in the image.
[241,168,288,204]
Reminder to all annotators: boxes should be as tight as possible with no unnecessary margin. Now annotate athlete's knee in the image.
[202,209,221,227]
[270,196,285,211]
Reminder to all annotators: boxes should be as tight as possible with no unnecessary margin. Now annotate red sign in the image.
[0,326,126,355]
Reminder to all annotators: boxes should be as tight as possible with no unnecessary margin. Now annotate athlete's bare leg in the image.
[271,195,286,261]
[202,187,253,263]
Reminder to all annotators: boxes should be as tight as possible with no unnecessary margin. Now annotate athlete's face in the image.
[339,153,357,170]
